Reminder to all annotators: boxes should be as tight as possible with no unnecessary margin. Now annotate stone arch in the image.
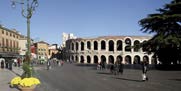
[142,40,147,52]
[143,55,149,63]
[125,55,132,64]
[109,40,114,51]
[101,40,106,50]
[87,55,91,63]
[94,55,98,64]
[116,55,123,63]
[71,43,74,50]
[117,40,122,51]
[81,42,84,51]
[101,55,106,63]
[109,55,114,63]
[151,55,157,64]
[71,56,74,61]
[94,41,98,50]
[133,40,140,52]
[133,55,141,64]
[87,41,91,50]
[75,55,78,62]
[125,38,131,52]
[80,55,84,63]
[76,42,79,51]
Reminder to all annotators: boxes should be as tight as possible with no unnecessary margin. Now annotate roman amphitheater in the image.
[65,36,157,64]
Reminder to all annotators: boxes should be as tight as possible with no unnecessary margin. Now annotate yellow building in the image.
[34,41,49,60]
[0,26,20,58]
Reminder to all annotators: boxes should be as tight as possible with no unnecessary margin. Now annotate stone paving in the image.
[34,63,181,91]
[0,66,23,91]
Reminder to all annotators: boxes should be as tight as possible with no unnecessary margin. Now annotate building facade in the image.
[65,36,157,64]
[19,35,34,57]
[61,32,77,47]
[48,44,59,59]
[33,41,49,60]
[0,26,20,59]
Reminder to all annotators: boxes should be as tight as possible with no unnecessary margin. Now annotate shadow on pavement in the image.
[169,79,181,82]
[96,72,112,75]
[113,77,143,82]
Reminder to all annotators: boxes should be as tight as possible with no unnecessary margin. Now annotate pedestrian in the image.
[97,62,101,70]
[116,60,124,75]
[61,61,64,66]
[141,57,149,81]
[17,58,21,67]
[5,60,9,69]
[47,60,51,70]
[9,59,13,70]
[1,60,4,69]
[110,62,115,74]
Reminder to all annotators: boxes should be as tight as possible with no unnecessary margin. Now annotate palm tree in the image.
[139,0,181,64]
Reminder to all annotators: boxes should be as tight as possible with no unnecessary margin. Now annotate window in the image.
[6,32,8,36]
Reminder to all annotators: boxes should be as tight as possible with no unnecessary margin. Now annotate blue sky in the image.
[0,0,171,45]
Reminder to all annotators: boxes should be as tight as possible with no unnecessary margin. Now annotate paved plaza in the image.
[34,63,181,91]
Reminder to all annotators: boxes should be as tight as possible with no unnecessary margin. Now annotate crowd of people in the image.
[0,58,22,70]
[96,58,149,81]
[46,58,64,70]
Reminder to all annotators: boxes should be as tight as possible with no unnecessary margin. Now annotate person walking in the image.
[117,61,124,75]
[1,60,4,69]
[141,57,149,81]
[47,59,51,70]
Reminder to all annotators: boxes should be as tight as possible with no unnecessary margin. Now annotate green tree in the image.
[139,0,181,64]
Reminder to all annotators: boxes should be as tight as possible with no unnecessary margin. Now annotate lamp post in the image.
[11,0,38,64]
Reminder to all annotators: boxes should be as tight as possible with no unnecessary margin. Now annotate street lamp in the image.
[11,0,38,64]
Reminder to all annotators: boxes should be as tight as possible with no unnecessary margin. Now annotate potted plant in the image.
[10,76,41,91]
[10,56,41,91]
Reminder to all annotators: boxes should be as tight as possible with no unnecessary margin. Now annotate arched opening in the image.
[76,42,78,51]
[87,41,91,50]
[101,55,106,63]
[71,43,74,50]
[116,55,122,63]
[134,40,140,52]
[75,56,78,62]
[87,56,91,63]
[117,40,122,51]
[94,56,98,64]
[109,55,114,63]
[125,55,131,64]
[125,38,131,52]
[71,56,74,62]
[142,41,147,52]
[151,55,157,64]
[143,56,149,63]
[133,55,141,64]
[81,42,84,51]
[109,40,114,51]
[80,56,84,63]
[94,41,98,50]
[101,40,106,50]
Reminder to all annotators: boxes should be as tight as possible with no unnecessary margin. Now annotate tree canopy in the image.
[139,0,181,64]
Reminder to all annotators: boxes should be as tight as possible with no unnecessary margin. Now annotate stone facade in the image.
[61,32,77,47]
[0,26,20,58]
[65,36,157,64]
